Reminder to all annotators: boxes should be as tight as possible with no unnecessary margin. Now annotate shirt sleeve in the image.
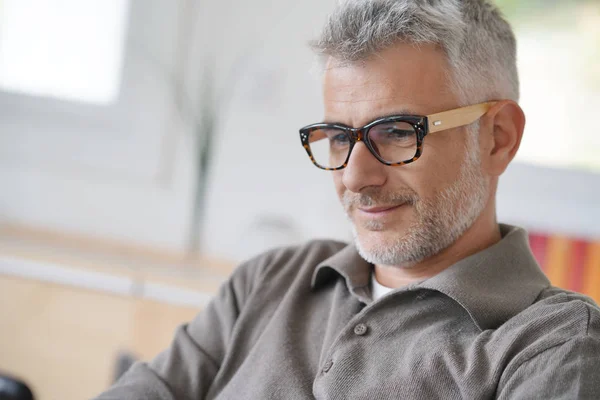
[496,335,600,399]
[92,258,260,400]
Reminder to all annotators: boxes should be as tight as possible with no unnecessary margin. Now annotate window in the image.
[498,0,600,173]
[0,0,130,104]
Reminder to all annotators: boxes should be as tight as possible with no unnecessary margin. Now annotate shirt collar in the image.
[311,224,551,330]
[311,242,372,303]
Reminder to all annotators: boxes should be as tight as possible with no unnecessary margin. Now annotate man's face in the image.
[323,43,490,268]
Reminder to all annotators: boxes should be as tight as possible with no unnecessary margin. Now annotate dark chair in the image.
[0,374,34,400]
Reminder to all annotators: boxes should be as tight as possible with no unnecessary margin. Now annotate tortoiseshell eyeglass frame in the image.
[299,101,497,171]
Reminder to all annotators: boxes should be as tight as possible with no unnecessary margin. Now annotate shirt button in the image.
[354,323,368,336]
[323,359,333,373]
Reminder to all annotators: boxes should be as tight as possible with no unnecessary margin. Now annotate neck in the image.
[374,208,502,288]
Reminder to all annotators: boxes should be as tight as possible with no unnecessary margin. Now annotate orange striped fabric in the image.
[529,233,600,304]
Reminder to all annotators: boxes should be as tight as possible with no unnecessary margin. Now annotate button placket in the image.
[318,291,410,379]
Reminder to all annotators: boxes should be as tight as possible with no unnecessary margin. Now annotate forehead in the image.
[322,43,457,126]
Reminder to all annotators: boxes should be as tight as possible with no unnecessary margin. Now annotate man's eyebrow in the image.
[322,109,421,126]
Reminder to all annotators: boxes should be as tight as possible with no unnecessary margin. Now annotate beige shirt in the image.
[94,225,600,399]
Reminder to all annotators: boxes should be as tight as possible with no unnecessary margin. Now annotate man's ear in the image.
[480,100,525,177]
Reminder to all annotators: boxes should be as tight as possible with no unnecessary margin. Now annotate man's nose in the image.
[342,142,387,193]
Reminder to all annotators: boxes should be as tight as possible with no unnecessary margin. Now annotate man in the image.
[95,0,600,399]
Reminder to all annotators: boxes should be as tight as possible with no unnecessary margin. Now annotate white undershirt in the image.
[370,272,396,301]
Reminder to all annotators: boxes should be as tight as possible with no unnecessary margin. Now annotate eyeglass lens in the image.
[307,120,417,169]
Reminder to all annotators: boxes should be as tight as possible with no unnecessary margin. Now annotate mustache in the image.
[342,188,419,209]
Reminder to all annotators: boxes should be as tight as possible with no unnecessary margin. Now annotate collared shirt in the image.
[94,225,600,399]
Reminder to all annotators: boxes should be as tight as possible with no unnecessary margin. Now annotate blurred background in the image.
[0,0,598,398]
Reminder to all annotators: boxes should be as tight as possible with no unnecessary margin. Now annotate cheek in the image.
[385,167,428,199]
[410,134,467,193]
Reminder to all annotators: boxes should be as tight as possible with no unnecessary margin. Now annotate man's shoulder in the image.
[494,287,600,388]
[531,286,600,337]
[502,286,600,351]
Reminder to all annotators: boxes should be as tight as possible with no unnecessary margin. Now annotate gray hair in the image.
[311,0,519,105]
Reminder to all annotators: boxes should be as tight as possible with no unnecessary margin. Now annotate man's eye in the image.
[383,128,414,139]
[330,133,349,143]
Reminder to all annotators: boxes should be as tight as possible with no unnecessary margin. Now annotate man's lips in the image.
[357,203,406,214]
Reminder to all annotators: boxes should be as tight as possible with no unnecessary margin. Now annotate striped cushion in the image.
[529,233,600,303]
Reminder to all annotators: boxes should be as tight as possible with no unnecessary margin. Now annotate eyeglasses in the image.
[299,101,497,170]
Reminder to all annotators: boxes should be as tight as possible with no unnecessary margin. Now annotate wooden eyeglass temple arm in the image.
[427,101,497,133]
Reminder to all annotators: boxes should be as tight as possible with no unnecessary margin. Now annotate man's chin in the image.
[352,227,427,268]
[353,220,409,237]
[352,226,403,251]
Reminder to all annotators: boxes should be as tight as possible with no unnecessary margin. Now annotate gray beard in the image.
[346,130,489,268]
